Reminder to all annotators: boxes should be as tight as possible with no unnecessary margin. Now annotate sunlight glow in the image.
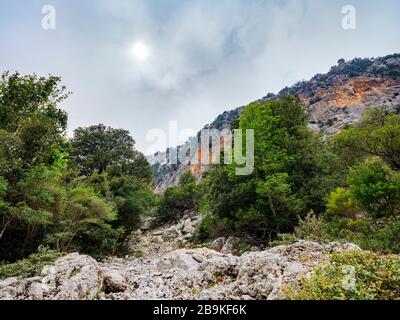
[130,42,150,63]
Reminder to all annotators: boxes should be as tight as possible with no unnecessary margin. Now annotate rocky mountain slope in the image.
[0,212,360,300]
[150,53,400,192]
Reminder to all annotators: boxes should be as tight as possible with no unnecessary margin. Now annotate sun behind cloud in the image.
[130,41,151,63]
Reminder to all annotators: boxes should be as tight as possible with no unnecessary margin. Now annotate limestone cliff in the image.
[150,53,400,192]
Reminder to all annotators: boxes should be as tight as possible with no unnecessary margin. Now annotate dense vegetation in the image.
[1,70,400,300]
[286,249,400,300]
[0,247,63,279]
[193,101,400,253]
[0,72,154,262]
[154,95,400,263]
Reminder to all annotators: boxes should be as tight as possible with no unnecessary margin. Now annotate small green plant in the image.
[326,188,358,219]
[273,213,334,246]
[286,250,400,300]
[130,251,144,258]
[0,246,64,280]
[239,242,251,255]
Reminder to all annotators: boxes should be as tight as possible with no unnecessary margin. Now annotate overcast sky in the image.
[1,0,399,154]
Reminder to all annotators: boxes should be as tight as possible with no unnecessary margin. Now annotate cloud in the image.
[1,0,399,153]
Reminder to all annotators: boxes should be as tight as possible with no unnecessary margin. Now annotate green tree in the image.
[109,175,156,233]
[158,171,199,223]
[334,109,400,170]
[69,125,155,240]
[47,186,117,253]
[70,124,152,183]
[202,96,333,241]
[347,157,400,217]
[0,73,69,260]
[0,72,68,132]
[326,187,358,219]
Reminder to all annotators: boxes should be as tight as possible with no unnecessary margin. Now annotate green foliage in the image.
[0,72,71,260]
[158,171,199,223]
[200,96,336,242]
[0,72,68,133]
[68,124,156,243]
[275,110,400,257]
[347,157,400,217]
[0,71,150,262]
[274,213,334,246]
[109,175,156,233]
[333,109,400,170]
[46,186,117,253]
[70,124,153,183]
[286,250,400,300]
[326,188,358,219]
[0,247,64,280]
[0,176,8,204]
[276,213,400,254]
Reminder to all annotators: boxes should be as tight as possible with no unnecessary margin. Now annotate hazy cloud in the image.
[1,0,399,153]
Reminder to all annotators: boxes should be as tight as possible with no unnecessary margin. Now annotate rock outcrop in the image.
[150,53,400,192]
[0,253,103,300]
[0,241,361,300]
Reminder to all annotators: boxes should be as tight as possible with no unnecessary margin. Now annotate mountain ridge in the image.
[150,53,400,192]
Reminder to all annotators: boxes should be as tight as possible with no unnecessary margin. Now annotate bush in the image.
[347,157,400,217]
[199,96,339,243]
[347,218,400,254]
[326,188,358,219]
[286,250,400,300]
[109,176,156,233]
[158,171,198,223]
[0,247,63,279]
[274,213,334,245]
[47,186,117,253]
[276,213,400,254]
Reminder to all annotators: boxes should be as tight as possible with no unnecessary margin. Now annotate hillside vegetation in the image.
[1,54,400,299]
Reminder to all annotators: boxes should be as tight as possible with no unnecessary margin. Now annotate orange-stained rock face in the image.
[190,146,203,178]
[301,77,399,118]
[151,54,400,192]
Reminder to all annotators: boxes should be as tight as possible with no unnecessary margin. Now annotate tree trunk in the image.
[0,216,13,241]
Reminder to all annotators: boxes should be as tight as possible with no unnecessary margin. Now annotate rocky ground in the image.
[0,213,360,300]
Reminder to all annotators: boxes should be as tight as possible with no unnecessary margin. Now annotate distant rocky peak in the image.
[150,53,400,192]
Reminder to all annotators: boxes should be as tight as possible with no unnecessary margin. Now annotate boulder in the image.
[0,241,363,300]
[0,253,103,300]
[162,226,181,241]
[49,254,103,300]
[140,216,156,231]
[182,219,195,235]
[210,237,226,252]
[221,236,241,255]
[153,235,164,244]
[156,250,200,272]
[27,282,44,300]
[102,269,127,293]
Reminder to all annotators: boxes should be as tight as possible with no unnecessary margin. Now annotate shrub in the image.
[348,218,400,254]
[286,250,400,300]
[0,246,63,279]
[274,213,334,245]
[47,186,117,253]
[275,212,400,254]
[326,187,358,219]
[158,171,198,223]
[348,157,400,217]
[109,176,157,233]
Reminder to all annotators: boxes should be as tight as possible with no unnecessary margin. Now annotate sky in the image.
[1,0,399,154]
